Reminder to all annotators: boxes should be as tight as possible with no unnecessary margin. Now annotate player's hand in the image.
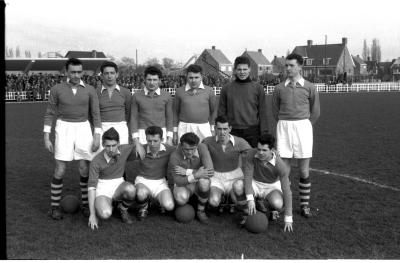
[166,136,173,146]
[284,222,293,232]
[44,138,54,153]
[134,141,146,160]
[172,132,178,146]
[91,134,101,152]
[247,200,256,215]
[195,166,214,179]
[88,214,99,230]
[174,166,187,176]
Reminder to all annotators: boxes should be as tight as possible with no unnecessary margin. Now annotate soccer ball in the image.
[175,204,195,223]
[245,212,268,233]
[60,195,80,214]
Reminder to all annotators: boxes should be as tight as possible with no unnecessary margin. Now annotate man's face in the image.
[285,59,302,78]
[256,143,273,161]
[101,66,118,87]
[146,134,162,152]
[234,64,250,80]
[67,64,83,85]
[187,72,202,89]
[145,74,160,91]
[181,142,198,159]
[215,122,231,142]
[103,139,119,158]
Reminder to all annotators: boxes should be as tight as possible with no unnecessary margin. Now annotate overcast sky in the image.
[5,0,400,64]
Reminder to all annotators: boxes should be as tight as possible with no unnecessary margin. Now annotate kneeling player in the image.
[88,128,142,230]
[169,132,214,223]
[135,126,175,220]
[202,116,252,211]
[233,133,293,232]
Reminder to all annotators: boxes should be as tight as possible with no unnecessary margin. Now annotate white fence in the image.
[5,82,400,101]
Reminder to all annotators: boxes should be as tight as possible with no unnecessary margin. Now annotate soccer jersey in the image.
[137,143,175,180]
[97,85,132,122]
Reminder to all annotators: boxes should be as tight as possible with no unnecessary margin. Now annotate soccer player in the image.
[130,66,173,146]
[169,132,214,223]
[172,64,217,144]
[88,128,141,229]
[44,58,101,220]
[218,56,269,147]
[202,116,252,211]
[134,126,175,220]
[272,53,320,218]
[232,133,293,232]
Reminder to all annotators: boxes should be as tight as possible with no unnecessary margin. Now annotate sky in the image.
[5,0,400,64]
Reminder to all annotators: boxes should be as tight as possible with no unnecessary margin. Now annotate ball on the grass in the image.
[245,212,268,233]
[60,195,80,214]
[175,204,195,223]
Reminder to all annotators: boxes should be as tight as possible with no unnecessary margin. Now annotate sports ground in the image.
[5,92,400,259]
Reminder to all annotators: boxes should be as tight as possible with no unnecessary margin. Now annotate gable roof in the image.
[391,58,400,68]
[293,44,345,66]
[65,50,107,58]
[243,51,271,65]
[271,56,286,66]
[352,55,365,65]
[204,48,232,65]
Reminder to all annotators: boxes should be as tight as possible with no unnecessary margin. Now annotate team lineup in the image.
[43,54,320,233]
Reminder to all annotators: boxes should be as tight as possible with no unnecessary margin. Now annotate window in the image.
[306,59,313,65]
[227,66,232,71]
[220,66,226,71]
[323,58,331,65]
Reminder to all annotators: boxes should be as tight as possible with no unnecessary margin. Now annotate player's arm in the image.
[124,88,132,124]
[43,86,58,153]
[129,94,146,157]
[217,85,227,118]
[172,90,180,145]
[208,89,217,134]
[309,85,321,125]
[258,85,269,134]
[276,154,293,232]
[89,87,102,152]
[168,153,190,186]
[243,151,256,215]
[271,86,280,122]
[198,143,214,171]
[88,162,100,230]
[165,93,174,145]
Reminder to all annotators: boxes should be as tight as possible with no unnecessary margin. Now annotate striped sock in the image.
[119,200,132,211]
[235,195,248,214]
[299,177,311,207]
[197,191,209,211]
[51,177,63,208]
[80,176,88,207]
[136,196,149,211]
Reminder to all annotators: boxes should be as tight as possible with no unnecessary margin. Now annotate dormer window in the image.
[323,58,331,65]
[306,59,313,65]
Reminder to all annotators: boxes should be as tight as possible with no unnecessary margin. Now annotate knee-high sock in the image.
[80,176,88,206]
[51,177,63,208]
[197,190,209,211]
[299,177,311,207]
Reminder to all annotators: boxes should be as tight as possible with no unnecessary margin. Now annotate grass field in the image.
[5,93,400,259]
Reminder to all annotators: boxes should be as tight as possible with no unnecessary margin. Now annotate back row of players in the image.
[43,54,320,232]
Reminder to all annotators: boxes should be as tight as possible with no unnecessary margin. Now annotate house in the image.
[65,50,107,59]
[195,46,233,77]
[271,55,286,76]
[365,57,379,75]
[352,55,368,75]
[292,37,355,80]
[241,49,272,79]
[390,57,400,81]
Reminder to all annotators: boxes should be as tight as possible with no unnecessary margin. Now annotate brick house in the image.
[241,49,272,79]
[195,46,233,77]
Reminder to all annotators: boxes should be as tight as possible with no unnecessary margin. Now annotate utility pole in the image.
[324,35,327,83]
[135,49,138,69]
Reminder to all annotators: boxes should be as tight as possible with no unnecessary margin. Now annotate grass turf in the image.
[5,93,400,259]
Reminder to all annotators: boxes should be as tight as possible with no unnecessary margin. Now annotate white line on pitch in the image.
[310,168,400,192]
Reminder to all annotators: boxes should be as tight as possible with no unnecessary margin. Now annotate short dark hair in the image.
[234,56,251,69]
[102,127,120,143]
[180,132,200,146]
[215,115,230,126]
[100,61,118,73]
[286,53,304,66]
[145,126,163,138]
[144,66,162,79]
[65,58,83,70]
[258,133,276,149]
[186,64,202,75]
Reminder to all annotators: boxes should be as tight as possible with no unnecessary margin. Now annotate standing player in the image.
[202,116,252,211]
[134,126,175,220]
[218,56,268,147]
[173,64,217,144]
[130,66,173,146]
[44,58,101,220]
[232,133,293,232]
[169,132,214,223]
[272,53,320,218]
[88,128,140,229]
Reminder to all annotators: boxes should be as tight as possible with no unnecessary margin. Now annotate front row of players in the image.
[87,116,293,232]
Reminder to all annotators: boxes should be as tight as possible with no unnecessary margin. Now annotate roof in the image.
[292,44,345,66]
[352,55,365,65]
[271,56,286,66]
[391,58,400,68]
[5,58,110,72]
[243,51,271,65]
[65,50,107,58]
[204,49,232,65]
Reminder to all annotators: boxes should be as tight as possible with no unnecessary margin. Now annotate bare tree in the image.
[5,45,10,57]
[162,57,175,69]
[362,39,370,61]
[371,38,381,62]
[16,46,21,58]
[145,57,161,67]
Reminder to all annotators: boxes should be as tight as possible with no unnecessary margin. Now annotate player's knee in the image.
[174,190,189,206]
[209,194,221,207]
[267,190,283,211]
[78,161,89,176]
[232,180,244,197]
[135,188,149,202]
[123,184,136,200]
[197,178,210,192]
[97,208,112,219]
[54,163,66,179]
[162,199,175,211]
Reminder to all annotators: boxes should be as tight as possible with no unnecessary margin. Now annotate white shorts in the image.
[54,120,94,161]
[95,177,125,199]
[211,167,244,195]
[135,176,170,198]
[252,180,282,199]
[178,122,212,142]
[276,119,313,158]
[138,128,167,145]
[94,121,129,155]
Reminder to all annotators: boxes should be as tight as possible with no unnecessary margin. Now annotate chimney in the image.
[92,50,97,58]
[307,40,313,47]
[274,55,277,59]
[258,49,262,53]
[211,46,216,50]
[367,56,371,61]
[342,37,348,46]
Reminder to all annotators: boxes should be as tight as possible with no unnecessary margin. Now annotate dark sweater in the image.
[96,85,132,123]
